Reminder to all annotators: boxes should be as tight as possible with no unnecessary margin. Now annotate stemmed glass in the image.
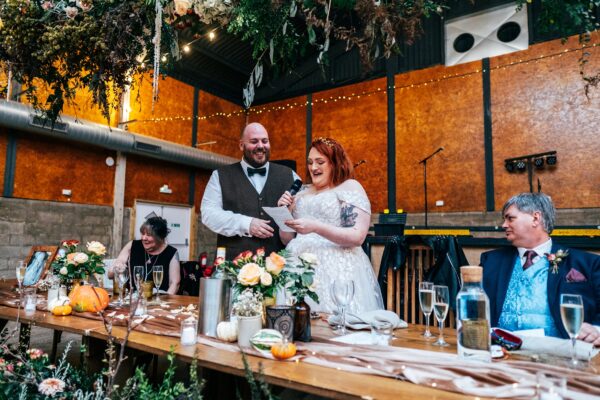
[560,294,584,367]
[152,265,163,304]
[419,281,434,338]
[16,261,27,294]
[332,279,355,335]
[115,262,129,306]
[432,285,450,346]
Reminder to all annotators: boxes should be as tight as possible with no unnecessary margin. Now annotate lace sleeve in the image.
[336,186,371,215]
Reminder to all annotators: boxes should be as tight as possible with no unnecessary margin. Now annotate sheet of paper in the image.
[262,206,295,232]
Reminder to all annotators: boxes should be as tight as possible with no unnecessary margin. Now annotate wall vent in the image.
[29,115,68,134]
[134,140,161,154]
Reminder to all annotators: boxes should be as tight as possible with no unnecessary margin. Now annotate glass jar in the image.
[456,266,491,362]
[180,317,198,345]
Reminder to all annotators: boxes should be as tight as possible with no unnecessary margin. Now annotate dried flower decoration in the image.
[313,137,337,148]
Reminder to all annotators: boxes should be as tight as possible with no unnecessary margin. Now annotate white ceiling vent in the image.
[445,3,528,66]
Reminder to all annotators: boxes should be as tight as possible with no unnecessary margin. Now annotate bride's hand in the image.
[277,191,295,208]
[285,218,319,234]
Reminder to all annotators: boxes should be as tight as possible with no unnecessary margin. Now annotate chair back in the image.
[179,261,202,296]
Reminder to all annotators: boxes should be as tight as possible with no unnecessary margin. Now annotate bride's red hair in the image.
[307,137,354,186]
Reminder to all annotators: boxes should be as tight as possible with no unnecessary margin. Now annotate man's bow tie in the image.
[247,167,266,177]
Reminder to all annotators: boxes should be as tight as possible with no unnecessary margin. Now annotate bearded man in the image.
[201,122,298,257]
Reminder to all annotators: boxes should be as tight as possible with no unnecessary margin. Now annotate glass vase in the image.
[293,298,311,342]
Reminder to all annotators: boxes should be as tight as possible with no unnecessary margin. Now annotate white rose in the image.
[260,271,272,286]
[173,0,191,16]
[299,253,318,265]
[59,267,68,275]
[73,252,89,264]
[64,6,78,18]
[86,241,106,256]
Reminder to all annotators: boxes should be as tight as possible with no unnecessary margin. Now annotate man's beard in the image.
[243,146,270,168]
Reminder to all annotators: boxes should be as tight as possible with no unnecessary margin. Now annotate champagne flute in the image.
[16,261,27,294]
[419,281,434,338]
[153,265,163,304]
[115,263,129,306]
[332,279,355,335]
[432,285,450,347]
[560,294,584,367]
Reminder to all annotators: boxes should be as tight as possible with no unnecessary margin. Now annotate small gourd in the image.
[271,341,297,360]
[216,320,238,342]
[52,305,72,316]
[250,329,283,351]
[48,296,71,313]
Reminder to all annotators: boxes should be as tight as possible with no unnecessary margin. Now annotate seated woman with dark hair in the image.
[111,216,181,295]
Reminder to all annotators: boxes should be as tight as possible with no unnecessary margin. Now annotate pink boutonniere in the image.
[545,250,569,274]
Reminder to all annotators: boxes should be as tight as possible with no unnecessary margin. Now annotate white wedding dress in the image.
[285,180,384,314]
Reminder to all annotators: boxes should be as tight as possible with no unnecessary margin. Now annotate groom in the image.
[480,192,600,345]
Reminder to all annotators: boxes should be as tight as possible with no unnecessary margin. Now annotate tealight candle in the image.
[181,318,198,346]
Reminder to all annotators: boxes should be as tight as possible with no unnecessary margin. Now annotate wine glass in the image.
[115,263,129,306]
[560,294,584,367]
[432,285,450,347]
[332,279,355,335]
[133,265,144,292]
[16,261,27,294]
[152,265,163,304]
[419,281,434,338]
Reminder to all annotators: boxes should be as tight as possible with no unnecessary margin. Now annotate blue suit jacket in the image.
[480,244,600,339]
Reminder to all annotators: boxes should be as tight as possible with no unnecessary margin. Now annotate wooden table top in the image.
[1,294,597,400]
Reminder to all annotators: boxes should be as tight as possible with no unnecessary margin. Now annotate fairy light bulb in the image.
[208,31,216,41]
[161,55,167,62]
[183,44,191,53]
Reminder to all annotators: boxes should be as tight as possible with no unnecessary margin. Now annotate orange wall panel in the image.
[12,133,115,205]
[197,91,245,158]
[124,155,191,208]
[194,169,212,213]
[395,62,485,213]
[128,75,195,146]
[251,95,307,177]
[313,78,388,213]
[491,36,600,209]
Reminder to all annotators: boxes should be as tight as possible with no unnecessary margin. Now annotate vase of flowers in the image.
[233,289,264,347]
[281,253,319,342]
[51,240,106,287]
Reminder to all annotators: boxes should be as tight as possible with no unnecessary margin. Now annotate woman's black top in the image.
[128,240,177,292]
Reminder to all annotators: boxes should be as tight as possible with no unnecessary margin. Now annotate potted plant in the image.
[233,289,264,347]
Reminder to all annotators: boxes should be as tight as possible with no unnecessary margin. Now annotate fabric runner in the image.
[2,289,600,399]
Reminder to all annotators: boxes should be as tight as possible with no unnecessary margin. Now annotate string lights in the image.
[130,41,599,125]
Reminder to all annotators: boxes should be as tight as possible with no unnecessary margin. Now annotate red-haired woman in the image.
[278,137,383,314]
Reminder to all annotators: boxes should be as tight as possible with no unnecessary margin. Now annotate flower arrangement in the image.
[281,253,319,305]
[51,239,106,283]
[545,249,569,274]
[231,288,263,317]
[216,248,286,299]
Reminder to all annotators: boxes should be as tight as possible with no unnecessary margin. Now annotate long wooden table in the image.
[0,295,597,399]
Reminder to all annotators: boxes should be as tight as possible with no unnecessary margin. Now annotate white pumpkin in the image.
[48,296,71,312]
[216,320,238,342]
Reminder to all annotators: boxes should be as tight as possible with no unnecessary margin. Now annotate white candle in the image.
[181,326,197,345]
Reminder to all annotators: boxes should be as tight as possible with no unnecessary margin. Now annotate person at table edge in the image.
[480,192,600,346]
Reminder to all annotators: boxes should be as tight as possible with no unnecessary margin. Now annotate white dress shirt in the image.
[201,159,300,238]
[517,238,552,266]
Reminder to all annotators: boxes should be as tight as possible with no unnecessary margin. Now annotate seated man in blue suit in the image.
[480,192,600,346]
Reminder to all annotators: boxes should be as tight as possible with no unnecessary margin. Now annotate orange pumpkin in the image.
[271,341,297,360]
[52,305,72,316]
[69,285,110,313]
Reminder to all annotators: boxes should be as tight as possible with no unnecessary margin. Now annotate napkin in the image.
[514,332,600,361]
[327,310,407,330]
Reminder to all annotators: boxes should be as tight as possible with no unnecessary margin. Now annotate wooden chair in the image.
[385,244,456,328]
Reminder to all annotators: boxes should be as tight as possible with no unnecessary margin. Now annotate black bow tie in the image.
[247,167,266,177]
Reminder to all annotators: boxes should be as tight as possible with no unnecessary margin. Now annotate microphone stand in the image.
[419,147,444,228]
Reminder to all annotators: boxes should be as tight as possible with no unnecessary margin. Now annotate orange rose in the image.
[266,252,285,276]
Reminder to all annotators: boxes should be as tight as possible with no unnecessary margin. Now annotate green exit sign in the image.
[171,223,181,228]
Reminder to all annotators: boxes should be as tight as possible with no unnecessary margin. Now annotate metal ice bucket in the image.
[198,277,231,337]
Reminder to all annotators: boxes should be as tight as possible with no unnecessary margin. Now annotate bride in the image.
[277,137,383,314]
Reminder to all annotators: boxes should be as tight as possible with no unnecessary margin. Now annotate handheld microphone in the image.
[288,179,303,196]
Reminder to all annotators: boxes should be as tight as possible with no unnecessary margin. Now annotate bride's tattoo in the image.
[340,204,358,227]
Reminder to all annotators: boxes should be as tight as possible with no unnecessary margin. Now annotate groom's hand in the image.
[250,218,274,238]
[578,323,600,347]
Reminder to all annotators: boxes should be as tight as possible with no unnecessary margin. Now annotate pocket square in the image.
[565,268,587,283]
